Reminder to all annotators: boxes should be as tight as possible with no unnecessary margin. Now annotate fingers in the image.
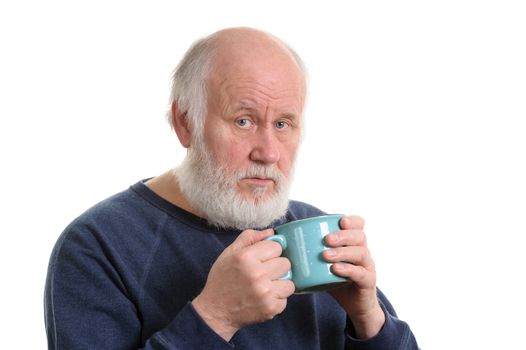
[272,279,296,299]
[323,225,373,268]
[325,228,365,247]
[264,256,292,280]
[250,241,282,262]
[330,263,376,289]
[230,228,275,250]
[323,215,365,247]
[323,245,374,268]
[339,215,365,230]
[321,215,376,289]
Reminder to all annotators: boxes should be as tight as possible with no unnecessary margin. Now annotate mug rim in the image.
[274,214,344,231]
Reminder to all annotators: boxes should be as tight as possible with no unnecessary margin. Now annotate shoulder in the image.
[50,185,160,266]
[46,185,166,294]
[63,187,146,237]
[286,200,327,221]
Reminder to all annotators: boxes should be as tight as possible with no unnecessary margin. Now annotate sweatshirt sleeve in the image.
[142,302,234,349]
[344,290,419,350]
[44,226,233,350]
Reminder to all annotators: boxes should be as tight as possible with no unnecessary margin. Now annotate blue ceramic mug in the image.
[267,214,350,294]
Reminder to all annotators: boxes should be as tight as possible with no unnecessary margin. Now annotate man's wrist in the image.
[350,303,386,339]
[191,296,239,341]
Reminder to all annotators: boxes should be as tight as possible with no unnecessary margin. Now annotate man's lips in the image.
[241,177,275,186]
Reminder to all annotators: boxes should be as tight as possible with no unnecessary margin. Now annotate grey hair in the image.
[165,35,217,143]
[165,29,308,143]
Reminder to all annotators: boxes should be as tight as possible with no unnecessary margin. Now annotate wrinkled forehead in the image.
[208,55,305,109]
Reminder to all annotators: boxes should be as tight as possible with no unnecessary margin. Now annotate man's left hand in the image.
[322,215,386,339]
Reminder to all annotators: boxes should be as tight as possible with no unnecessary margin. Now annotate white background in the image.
[1,1,525,349]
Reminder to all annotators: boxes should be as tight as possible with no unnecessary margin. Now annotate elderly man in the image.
[45,27,418,349]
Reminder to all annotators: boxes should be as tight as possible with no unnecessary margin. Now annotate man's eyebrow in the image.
[237,99,258,109]
[235,100,300,119]
[232,100,259,114]
[279,112,298,120]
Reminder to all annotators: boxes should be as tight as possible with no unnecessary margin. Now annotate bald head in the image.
[211,27,304,71]
[209,28,305,93]
[166,27,306,141]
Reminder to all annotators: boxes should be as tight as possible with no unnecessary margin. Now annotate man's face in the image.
[202,52,305,204]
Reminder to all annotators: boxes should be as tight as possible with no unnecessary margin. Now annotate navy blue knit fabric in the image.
[45,181,418,349]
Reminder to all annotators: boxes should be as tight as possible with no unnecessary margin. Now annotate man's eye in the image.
[236,119,252,128]
[275,121,289,129]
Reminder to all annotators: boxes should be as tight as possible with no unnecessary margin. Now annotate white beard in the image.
[175,143,293,230]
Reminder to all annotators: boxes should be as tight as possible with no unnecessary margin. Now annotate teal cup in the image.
[267,214,350,294]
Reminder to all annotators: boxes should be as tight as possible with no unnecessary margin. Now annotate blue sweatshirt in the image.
[45,181,419,349]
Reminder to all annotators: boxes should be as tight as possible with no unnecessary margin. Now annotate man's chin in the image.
[238,189,275,204]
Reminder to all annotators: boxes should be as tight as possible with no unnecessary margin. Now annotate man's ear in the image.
[171,101,192,148]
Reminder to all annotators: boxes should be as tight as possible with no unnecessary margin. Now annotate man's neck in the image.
[145,170,204,218]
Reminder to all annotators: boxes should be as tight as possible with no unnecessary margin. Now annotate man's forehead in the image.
[219,86,304,115]
[205,31,306,115]
[208,73,305,110]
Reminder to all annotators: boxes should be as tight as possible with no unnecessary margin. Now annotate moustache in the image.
[233,165,284,183]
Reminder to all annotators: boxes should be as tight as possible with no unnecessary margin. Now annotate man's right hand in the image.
[191,228,295,341]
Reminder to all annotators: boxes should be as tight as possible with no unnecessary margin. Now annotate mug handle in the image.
[265,234,292,280]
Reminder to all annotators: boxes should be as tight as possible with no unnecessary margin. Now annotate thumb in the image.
[229,228,275,250]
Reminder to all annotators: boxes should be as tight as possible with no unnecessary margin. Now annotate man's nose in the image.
[249,128,280,165]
